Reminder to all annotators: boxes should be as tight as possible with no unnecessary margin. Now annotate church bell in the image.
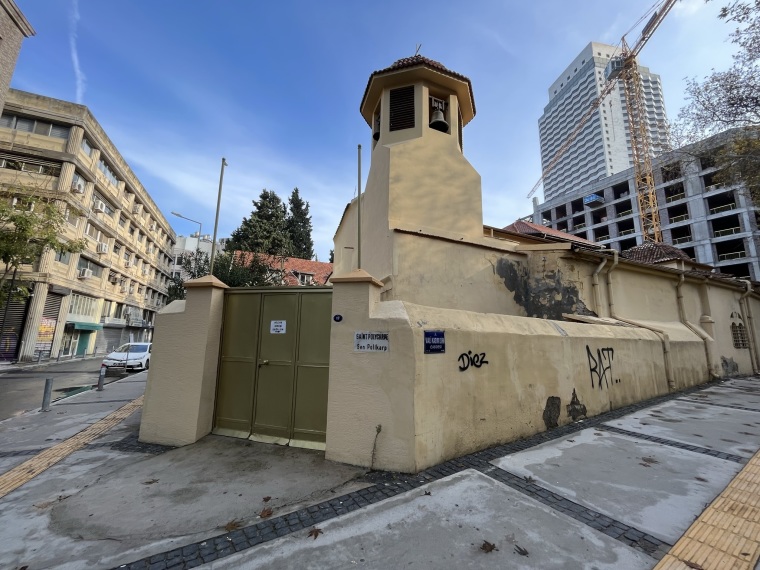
[429,109,449,133]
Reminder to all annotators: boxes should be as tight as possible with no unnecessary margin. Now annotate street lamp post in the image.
[170,212,203,271]
[209,158,227,276]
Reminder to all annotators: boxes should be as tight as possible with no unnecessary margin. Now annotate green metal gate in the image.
[213,287,332,449]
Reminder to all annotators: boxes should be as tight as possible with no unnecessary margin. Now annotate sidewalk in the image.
[0,374,758,569]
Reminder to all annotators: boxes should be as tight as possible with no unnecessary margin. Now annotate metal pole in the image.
[41,378,53,411]
[97,365,106,391]
[357,145,362,270]
[210,157,227,276]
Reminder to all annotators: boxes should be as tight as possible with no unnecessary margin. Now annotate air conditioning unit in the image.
[108,273,118,284]
[71,181,85,194]
[120,286,128,293]
[132,204,142,214]
[149,223,157,231]
[128,287,135,294]
[96,242,109,254]
[78,268,94,279]
[142,268,149,276]
[124,261,132,268]
[93,200,106,213]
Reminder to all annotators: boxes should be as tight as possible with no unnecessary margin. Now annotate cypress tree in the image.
[286,188,314,259]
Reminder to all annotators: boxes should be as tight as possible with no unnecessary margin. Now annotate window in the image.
[101,300,113,317]
[0,113,70,139]
[128,226,135,237]
[77,257,104,277]
[55,250,71,264]
[69,294,99,317]
[81,138,93,156]
[0,156,61,177]
[732,323,750,349]
[64,208,80,228]
[84,222,100,241]
[113,242,122,255]
[97,159,119,186]
[118,216,127,228]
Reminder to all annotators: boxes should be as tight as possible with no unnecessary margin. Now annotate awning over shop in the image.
[71,322,103,331]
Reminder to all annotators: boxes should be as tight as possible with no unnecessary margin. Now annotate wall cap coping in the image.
[330,269,383,287]
[184,275,229,289]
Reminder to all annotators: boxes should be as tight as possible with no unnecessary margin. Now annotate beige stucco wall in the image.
[139,277,227,446]
[325,274,711,472]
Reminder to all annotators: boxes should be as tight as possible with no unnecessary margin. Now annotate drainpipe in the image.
[591,258,607,316]
[676,274,718,380]
[605,250,676,390]
[740,280,760,372]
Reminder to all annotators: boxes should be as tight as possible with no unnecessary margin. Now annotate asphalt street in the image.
[0,357,127,421]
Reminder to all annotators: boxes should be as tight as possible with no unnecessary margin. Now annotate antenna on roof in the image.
[415,44,422,56]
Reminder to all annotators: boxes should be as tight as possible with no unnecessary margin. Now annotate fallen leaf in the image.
[423,491,431,496]
[683,561,704,570]
[523,475,535,483]
[639,463,651,468]
[262,496,271,502]
[222,519,243,532]
[514,545,529,557]
[641,457,659,465]
[260,507,273,519]
[142,479,159,485]
[307,527,323,540]
[695,476,708,482]
[480,540,498,553]
[18,566,28,570]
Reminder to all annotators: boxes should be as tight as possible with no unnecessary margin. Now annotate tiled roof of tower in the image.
[621,242,692,265]
[503,220,599,247]
[235,253,333,286]
[362,55,476,116]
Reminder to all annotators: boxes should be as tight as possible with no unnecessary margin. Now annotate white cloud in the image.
[68,0,86,103]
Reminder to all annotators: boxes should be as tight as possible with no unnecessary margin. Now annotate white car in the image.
[102,342,152,371]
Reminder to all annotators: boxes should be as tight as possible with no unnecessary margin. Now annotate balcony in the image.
[672,236,691,245]
[619,228,636,236]
[669,214,689,223]
[665,193,685,203]
[101,316,127,326]
[713,227,741,238]
[718,251,746,261]
[709,203,736,215]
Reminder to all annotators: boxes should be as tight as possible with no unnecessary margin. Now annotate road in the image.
[0,357,132,421]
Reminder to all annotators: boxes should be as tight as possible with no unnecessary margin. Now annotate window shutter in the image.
[389,86,415,132]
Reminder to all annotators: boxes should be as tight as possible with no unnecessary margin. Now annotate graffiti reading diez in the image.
[458,350,488,371]
[586,345,620,389]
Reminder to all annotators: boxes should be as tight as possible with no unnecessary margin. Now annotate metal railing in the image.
[665,193,685,203]
[709,203,736,214]
[672,236,692,245]
[718,251,746,261]
[669,214,689,223]
[713,227,741,238]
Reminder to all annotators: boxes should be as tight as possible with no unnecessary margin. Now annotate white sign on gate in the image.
[270,320,287,334]
[354,331,390,352]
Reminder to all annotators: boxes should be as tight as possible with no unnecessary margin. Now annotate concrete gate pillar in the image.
[139,275,228,446]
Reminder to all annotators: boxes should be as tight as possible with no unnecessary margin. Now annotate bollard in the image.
[57,347,62,362]
[36,351,42,363]
[41,378,53,412]
[97,365,106,391]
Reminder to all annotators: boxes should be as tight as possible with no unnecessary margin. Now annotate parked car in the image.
[102,342,152,371]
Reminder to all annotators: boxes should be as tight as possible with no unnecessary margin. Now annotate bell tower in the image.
[335,56,483,281]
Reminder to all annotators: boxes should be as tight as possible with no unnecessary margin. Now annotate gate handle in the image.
[259,360,270,366]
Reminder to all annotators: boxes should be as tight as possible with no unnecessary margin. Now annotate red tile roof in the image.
[236,253,333,286]
[362,55,476,116]
[620,242,692,264]
[503,220,599,247]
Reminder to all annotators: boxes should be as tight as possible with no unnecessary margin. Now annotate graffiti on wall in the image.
[458,351,488,371]
[586,345,620,389]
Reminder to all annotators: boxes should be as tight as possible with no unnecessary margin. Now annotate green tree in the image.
[226,190,292,256]
[329,249,334,263]
[285,188,314,259]
[0,193,85,291]
[677,0,760,199]
[166,274,185,303]
[169,249,278,297]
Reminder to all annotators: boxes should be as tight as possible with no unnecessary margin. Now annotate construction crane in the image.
[528,0,678,243]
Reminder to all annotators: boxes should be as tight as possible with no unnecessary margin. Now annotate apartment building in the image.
[538,42,669,201]
[0,89,176,360]
[532,129,760,280]
[0,0,34,113]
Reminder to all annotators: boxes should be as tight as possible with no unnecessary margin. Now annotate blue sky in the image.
[11,0,737,261]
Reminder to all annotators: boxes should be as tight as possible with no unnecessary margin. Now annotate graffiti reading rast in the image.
[458,351,488,371]
[586,345,620,389]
